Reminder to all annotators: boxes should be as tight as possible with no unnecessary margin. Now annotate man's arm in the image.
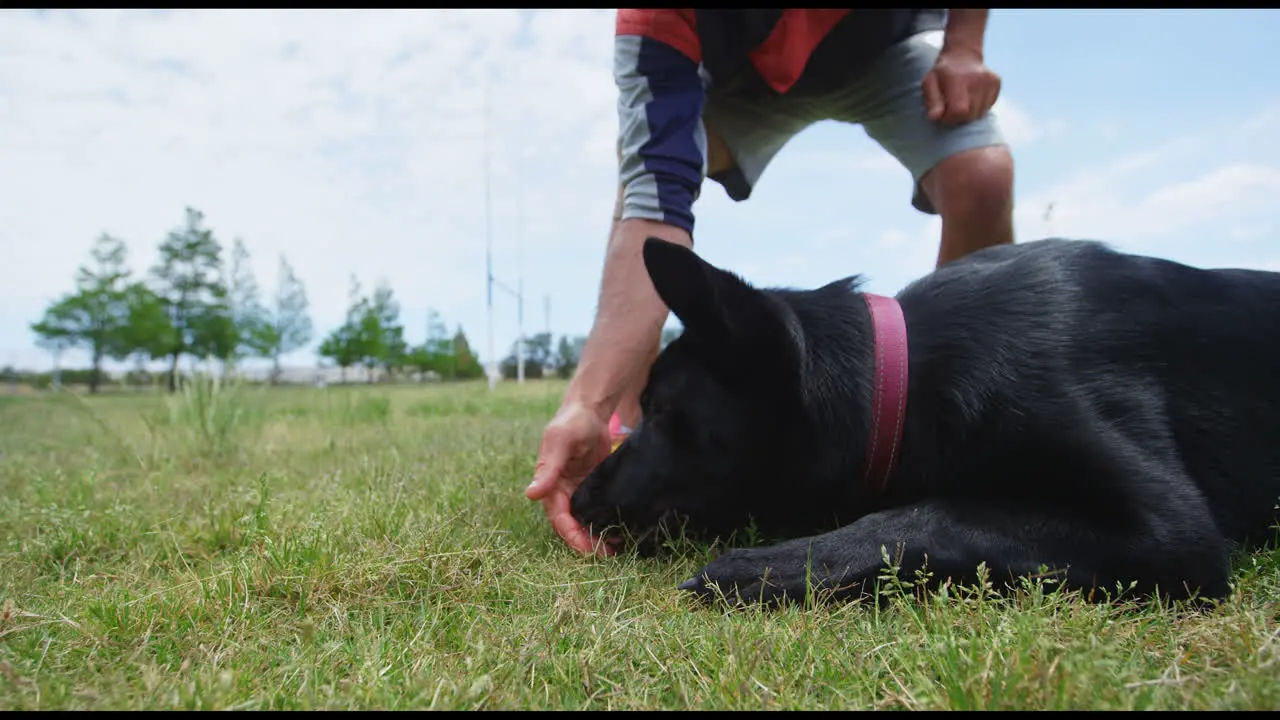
[567,218,690,421]
[941,9,990,59]
[922,8,999,126]
[564,10,707,421]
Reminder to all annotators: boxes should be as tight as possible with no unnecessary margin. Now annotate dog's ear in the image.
[643,238,731,337]
[642,237,788,353]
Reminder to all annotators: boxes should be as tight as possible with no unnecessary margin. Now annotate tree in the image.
[318,327,360,383]
[31,297,96,391]
[424,311,448,343]
[554,334,588,379]
[409,309,455,379]
[452,326,484,379]
[254,255,313,384]
[220,237,270,375]
[501,331,553,380]
[188,304,237,374]
[403,344,434,381]
[33,330,74,392]
[150,207,228,391]
[526,332,554,370]
[119,282,174,384]
[319,275,365,383]
[29,234,133,393]
[355,280,405,381]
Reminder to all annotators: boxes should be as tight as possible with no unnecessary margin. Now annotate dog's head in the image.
[570,238,813,554]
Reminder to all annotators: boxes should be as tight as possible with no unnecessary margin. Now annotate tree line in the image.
[27,205,600,393]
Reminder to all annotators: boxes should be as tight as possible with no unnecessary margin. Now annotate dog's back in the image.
[897,239,1280,547]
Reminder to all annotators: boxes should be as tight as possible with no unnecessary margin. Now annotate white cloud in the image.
[844,109,1280,297]
[991,97,1062,148]
[1015,112,1280,263]
[838,101,1280,299]
[1,9,621,371]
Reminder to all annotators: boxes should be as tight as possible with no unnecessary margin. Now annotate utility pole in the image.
[516,189,525,386]
[489,275,525,385]
[424,310,432,383]
[517,277,525,384]
[51,346,62,394]
[484,82,497,392]
[483,77,529,388]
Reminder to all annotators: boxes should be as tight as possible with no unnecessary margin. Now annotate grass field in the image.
[1,378,1277,710]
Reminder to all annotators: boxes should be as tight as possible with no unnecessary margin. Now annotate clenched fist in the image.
[922,46,1002,126]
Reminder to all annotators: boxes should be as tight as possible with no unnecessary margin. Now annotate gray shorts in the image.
[702,30,1008,214]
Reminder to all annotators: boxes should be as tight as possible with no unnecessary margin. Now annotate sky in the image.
[2,9,1278,373]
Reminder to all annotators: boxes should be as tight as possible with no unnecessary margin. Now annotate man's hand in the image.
[922,45,1002,126]
[526,217,687,554]
[526,401,615,556]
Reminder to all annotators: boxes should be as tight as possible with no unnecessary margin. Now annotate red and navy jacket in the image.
[614,9,946,235]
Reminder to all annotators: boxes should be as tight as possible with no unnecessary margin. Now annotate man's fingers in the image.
[943,75,970,125]
[922,70,944,122]
[982,77,1002,118]
[545,495,611,556]
[526,443,567,500]
[967,80,994,123]
[978,89,996,122]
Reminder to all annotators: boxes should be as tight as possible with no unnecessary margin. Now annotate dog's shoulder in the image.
[888,239,1100,338]
[904,238,1110,294]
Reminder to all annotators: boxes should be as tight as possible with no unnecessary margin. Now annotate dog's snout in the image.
[570,460,617,530]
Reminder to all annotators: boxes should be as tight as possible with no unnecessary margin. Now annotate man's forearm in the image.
[565,217,691,421]
[942,9,989,58]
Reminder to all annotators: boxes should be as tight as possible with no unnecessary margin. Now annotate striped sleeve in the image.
[614,9,709,236]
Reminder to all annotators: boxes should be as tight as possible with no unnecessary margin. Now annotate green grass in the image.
[0,378,1277,710]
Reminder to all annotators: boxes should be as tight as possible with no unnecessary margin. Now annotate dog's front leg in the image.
[677,502,1006,607]
[677,499,1230,608]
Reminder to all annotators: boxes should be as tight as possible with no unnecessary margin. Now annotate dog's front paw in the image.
[678,547,808,608]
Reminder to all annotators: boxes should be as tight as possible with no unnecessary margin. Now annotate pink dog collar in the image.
[862,293,909,494]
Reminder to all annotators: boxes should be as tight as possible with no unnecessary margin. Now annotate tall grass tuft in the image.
[155,372,258,457]
[323,390,392,426]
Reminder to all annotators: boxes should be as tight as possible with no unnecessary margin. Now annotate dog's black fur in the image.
[570,237,1280,607]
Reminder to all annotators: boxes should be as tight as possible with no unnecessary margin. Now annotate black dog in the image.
[570,237,1280,607]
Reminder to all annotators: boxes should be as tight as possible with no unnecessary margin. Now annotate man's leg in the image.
[834,29,1015,268]
[921,146,1015,267]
